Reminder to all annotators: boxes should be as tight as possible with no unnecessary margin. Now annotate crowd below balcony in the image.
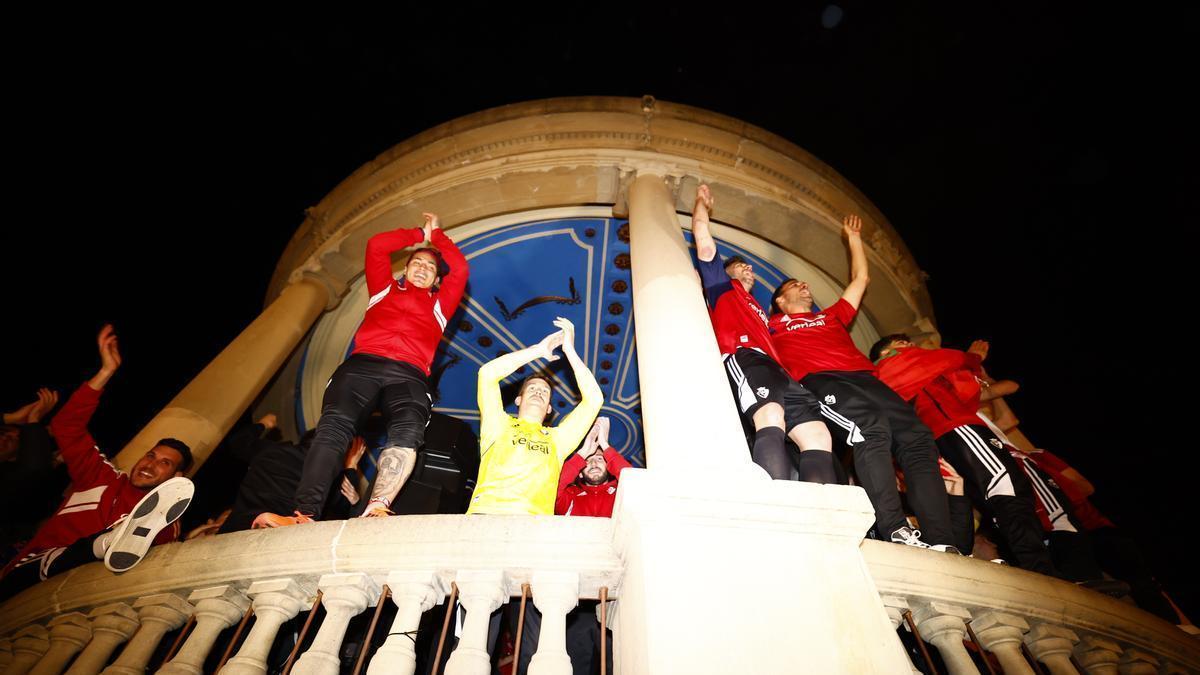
[0,192,1191,672]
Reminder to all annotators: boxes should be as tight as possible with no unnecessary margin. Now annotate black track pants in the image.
[802,371,953,546]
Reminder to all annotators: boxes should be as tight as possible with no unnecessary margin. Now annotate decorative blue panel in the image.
[309,216,791,472]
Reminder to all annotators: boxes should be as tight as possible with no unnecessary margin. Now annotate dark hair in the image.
[868,333,912,362]
[723,255,749,270]
[770,278,798,312]
[518,374,554,397]
[407,248,451,278]
[155,437,193,473]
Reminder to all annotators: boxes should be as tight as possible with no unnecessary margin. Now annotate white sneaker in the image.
[104,477,194,572]
[889,526,931,549]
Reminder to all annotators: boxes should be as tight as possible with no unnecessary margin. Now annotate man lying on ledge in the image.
[0,325,193,602]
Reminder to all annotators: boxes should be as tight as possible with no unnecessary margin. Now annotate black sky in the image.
[4,5,1198,617]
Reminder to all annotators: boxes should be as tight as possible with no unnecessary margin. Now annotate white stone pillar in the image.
[1116,648,1158,675]
[1074,635,1122,675]
[115,277,329,473]
[29,613,91,675]
[291,574,379,675]
[1023,623,1080,675]
[626,170,757,475]
[527,571,579,675]
[157,586,249,675]
[100,594,193,675]
[880,596,922,674]
[913,603,979,675]
[444,571,508,675]
[970,611,1033,675]
[64,604,139,675]
[7,626,49,675]
[366,571,446,675]
[219,578,311,675]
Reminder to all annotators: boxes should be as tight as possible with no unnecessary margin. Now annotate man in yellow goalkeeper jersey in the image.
[469,316,603,515]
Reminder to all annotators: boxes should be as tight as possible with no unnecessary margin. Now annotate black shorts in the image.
[723,348,823,430]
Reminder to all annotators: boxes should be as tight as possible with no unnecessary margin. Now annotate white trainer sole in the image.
[104,476,194,573]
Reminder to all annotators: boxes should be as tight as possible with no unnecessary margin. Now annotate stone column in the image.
[157,586,249,675]
[879,596,922,675]
[445,571,508,675]
[1073,635,1122,675]
[100,594,192,675]
[7,626,49,675]
[29,613,91,675]
[1116,648,1158,675]
[115,277,329,473]
[626,170,757,475]
[970,611,1033,675]
[219,578,311,675]
[366,571,446,675]
[64,604,139,675]
[913,603,979,675]
[527,571,579,675]
[1023,623,1080,675]
[0,638,13,670]
[292,574,379,675]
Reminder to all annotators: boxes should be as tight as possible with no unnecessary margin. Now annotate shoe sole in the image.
[105,477,194,573]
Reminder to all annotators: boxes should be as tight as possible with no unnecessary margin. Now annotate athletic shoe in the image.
[104,477,194,572]
[251,511,315,529]
[889,526,931,549]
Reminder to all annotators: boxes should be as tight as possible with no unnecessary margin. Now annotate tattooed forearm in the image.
[369,447,416,503]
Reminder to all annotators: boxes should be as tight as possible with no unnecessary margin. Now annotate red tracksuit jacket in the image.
[3,384,178,575]
[554,447,632,518]
[352,227,468,374]
[876,347,983,439]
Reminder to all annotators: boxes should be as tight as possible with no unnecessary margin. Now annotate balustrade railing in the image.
[2,514,1196,674]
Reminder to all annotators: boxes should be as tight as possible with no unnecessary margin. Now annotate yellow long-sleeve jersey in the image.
[468,354,603,515]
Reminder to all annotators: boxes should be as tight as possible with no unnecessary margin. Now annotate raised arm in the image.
[427,214,470,315]
[691,184,717,262]
[550,317,604,460]
[840,214,870,310]
[52,325,124,486]
[477,330,564,445]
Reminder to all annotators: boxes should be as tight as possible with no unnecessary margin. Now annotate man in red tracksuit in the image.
[689,184,834,483]
[256,212,468,526]
[517,418,623,674]
[871,334,1056,575]
[770,214,954,552]
[555,418,632,517]
[0,325,194,601]
[1010,445,1180,622]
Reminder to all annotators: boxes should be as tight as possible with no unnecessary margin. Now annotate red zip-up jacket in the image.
[2,383,178,576]
[876,347,983,439]
[554,447,632,518]
[352,227,469,374]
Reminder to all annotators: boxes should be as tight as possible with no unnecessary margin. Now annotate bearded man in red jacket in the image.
[872,334,1056,576]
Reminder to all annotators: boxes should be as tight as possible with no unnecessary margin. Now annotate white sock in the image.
[92,529,116,558]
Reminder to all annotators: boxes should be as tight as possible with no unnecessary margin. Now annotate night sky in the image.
[5,6,1197,618]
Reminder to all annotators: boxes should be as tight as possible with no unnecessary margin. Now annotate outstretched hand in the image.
[968,340,990,361]
[695,184,714,215]
[97,324,122,374]
[842,213,863,237]
[534,330,564,362]
[26,388,59,424]
[422,212,440,242]
[553,317,576,353]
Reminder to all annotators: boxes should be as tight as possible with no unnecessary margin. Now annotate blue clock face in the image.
[342,215,790,470]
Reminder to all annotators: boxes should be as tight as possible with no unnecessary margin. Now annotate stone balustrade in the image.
[862,540,1200,674]
[2,514,1197,674]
